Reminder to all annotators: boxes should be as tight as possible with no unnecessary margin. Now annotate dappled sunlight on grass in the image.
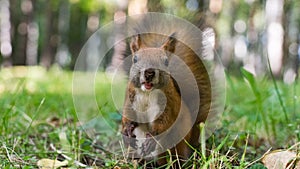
[0,66,72,94]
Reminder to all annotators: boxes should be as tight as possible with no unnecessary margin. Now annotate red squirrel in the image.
[121,30,211,167]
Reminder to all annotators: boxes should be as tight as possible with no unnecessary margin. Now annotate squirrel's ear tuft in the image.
[130,34,141,53]
[161,32,177,53]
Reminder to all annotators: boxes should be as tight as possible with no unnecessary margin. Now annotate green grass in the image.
[0,66,299,168]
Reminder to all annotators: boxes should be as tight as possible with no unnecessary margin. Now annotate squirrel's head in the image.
[129,33,176,92]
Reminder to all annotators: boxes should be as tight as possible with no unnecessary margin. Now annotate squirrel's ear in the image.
[130,34,141,53]
[161,32,176,53]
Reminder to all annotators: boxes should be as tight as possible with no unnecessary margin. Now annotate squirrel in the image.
[121,22,211,167]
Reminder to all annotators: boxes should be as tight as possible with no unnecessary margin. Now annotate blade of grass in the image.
[293,80,297,118]
[213,135,229,153]
[266,54,289,122]
[200,123,206,161]
[241,68,270,139]
[24,97,45,135]
[239,133,249,168]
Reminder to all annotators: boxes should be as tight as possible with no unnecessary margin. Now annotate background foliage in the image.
[0,0,299,78]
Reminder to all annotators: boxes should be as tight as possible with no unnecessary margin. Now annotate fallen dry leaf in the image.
[113,166,121,169]
[262,150,296,169]
[37,159,68,169]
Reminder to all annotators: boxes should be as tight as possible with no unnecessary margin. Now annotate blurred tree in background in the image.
[0,0,299,81]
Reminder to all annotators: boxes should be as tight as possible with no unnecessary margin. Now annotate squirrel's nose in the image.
[144,68,155,82]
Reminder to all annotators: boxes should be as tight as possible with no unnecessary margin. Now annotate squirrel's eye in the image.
[164,58,169,66]
[133,55,138,63]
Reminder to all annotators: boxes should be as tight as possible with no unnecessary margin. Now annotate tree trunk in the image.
[68,5,87,70]
[40,1,57,68]
[10,0,27,65]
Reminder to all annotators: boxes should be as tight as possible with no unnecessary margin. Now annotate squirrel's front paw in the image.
[122,122,138,149]
[141,133,156,156]
[122,134,137,149]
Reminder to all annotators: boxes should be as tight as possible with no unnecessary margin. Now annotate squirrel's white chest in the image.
[131,89,166,157]
[132,89,166,123]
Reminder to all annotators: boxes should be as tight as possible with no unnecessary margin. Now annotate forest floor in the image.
[0,66,299,168]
